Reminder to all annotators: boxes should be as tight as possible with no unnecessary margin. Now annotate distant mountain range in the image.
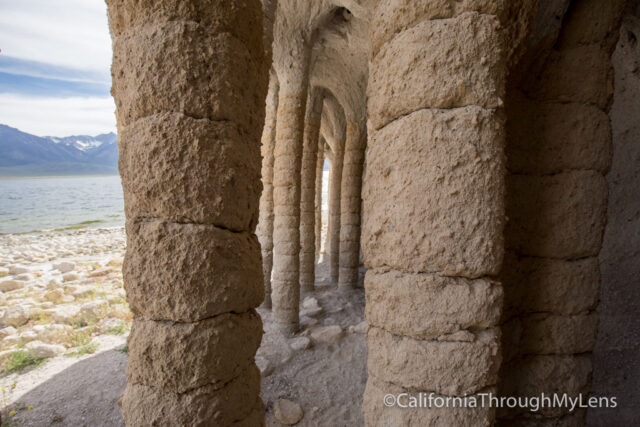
[0,124,118,176]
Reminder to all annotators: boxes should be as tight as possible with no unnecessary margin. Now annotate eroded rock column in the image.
[328,138,344,283]
[107,0,267,424]
[299,90,323,292]
[362,3,511,425]
[500,1,625,425]
[258,73,279,309]
[271,35,311,334]
[338,121,365,288]
[315,139,325,259]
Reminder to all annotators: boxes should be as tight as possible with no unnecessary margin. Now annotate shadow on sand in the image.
[8,348,126,427]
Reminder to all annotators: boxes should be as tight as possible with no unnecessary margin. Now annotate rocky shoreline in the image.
[0,228,129,373]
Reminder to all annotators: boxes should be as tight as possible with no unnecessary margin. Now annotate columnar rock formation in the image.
[361,2,514,424]
[270,5,312,334]
[338,121,365,288]
[299,89,324,292]
[590,6,640,424]
[107,0,267,424]
[106,0,636,425]
[500,1,625,425]
[327,126,344,283]
[257,73,278,309]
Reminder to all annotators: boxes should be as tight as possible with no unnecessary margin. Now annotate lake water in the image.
[0,175,125,234]
[0,170,331,235]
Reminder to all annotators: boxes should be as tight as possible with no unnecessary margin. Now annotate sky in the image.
[0,0,116,137]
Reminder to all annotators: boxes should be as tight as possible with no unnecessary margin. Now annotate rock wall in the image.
[106,0,268,424]
[589,5,640,425]
[500,1,625,425]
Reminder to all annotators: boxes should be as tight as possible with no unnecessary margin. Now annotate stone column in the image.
[107,0,267,424]
[338,121,365,288]
[500,1,625,425]
[257,73,279,309]
[300,89,323,292]
[328,138,344,283]
[271,37,311,335]
[315,139,325,259]
[362,3,510,425]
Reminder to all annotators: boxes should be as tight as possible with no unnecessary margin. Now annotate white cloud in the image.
[0,0,112,73]
[0,94,116,136]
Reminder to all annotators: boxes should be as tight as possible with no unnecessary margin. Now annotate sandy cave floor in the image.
[0,228,368,426]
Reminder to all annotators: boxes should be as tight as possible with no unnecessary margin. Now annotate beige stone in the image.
[363,374,496,427]
[111,22,266,134]
[126,310,262,393]
[368,326,500,396]
[274,398,304,425]
[328,145,344,283]
[124,220,263,322]
[370,0,512,56]
[299,90,323,292]
[119,113,261,231]
[121,364,263,427]
[338,121,365,288]
[257,74,279,309]
[365,270,502,339]
[363,107,504,278]
[368,13,504,130]
[271,83,310,335]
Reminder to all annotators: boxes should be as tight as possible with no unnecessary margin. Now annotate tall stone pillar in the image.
[328,138,344,283]
[258,73,279,309]
[271,36,311,335]
[107,0,267,424]
[338,121,365,288]
[362,3,511,425]
[500,1,625,425]
[300,90,323,292]
[315,139,325,259]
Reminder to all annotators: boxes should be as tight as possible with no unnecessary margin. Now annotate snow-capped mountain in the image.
[47,133,118,152]
[0,124,118,176]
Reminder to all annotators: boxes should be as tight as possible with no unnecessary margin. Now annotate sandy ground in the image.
[0,227,368,426]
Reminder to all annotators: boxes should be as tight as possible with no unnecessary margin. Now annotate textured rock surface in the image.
[107,0,267,424]
[368,326,500,396]
[365,270,502,339]
[368,13,504,130]
[500,1,625,424]
[338,121,365,288]
[363,107,504,278]
[299,90,323,292]
[122,365,262,427]
[257,74,279,310]
[362,4,509,425]
[363,375,496,427]
[590,8,640,425]
[124,220,263,322]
